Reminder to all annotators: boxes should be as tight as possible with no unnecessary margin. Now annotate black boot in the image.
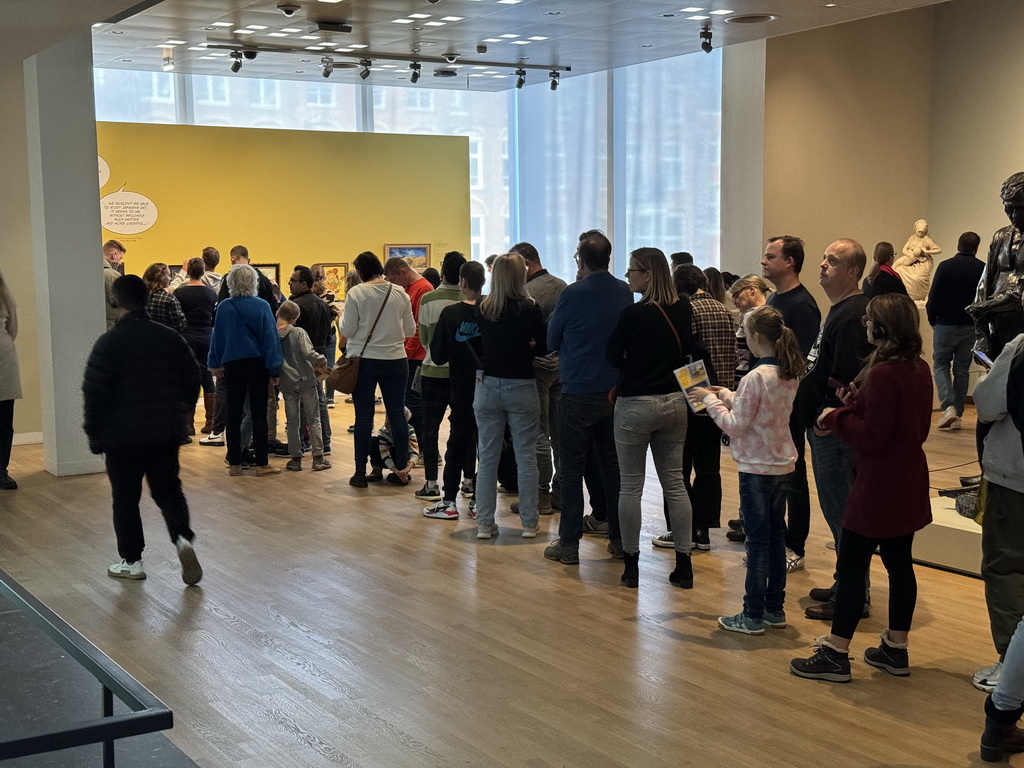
[669,551,693,589]
[0,425,15,490]
[621,552,639,588]
[982,695,1024,762]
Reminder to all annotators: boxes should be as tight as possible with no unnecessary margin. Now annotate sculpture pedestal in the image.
[913,495,982,577]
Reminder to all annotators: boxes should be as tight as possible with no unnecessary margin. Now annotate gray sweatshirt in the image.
[277,324,326,393]
[976,332,1024,494]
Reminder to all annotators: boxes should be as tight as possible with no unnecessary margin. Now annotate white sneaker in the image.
[937,406,958,430]
[786,548,805,573]
[522,524,540,539]
[973,660,1003,692]
[199,431,225,446]
[423,500,458,520]
[946,417,962,431]
[175,536,203,586]
[108,558,146,580]
[477,523,499,539]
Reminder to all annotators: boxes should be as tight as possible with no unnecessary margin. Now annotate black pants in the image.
[421,376,451,483]
[783,415,812,557]
[225,357,270,466]
[106,442,194,562]
[583,441,608,520]
[0,399,13,473]
[832,528,917,639]
[212,375,228,433]
[442,377,477,502]
[406,358,424,439]
[663,411,722,533]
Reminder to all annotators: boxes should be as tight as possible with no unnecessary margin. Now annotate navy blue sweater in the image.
[926,252,985,326]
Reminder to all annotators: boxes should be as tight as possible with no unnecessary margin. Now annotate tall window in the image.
[468,138,482,189]
[249,80,281,109]
[194,76,228,105]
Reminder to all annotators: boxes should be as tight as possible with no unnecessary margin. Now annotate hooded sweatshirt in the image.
[277,324,325,393]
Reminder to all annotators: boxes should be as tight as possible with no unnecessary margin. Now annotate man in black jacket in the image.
[83,275,203,585]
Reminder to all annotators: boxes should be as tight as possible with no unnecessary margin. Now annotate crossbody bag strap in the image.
[229,300,261,342]
[652,301,682,358]
[357,283,394,357]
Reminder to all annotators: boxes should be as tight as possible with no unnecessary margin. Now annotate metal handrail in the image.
[0,567,173,765]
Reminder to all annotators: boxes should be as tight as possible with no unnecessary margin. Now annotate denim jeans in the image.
[353,357,409,474]
[740,472,791,620]
[474,376,540,528]
[994,614,1024,712]
[807,428,855,581]
[933,324,975,415]
[614,392,692,555]
[557,393,620,547]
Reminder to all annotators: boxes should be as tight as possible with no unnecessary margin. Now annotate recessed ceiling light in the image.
[350,43,368,48]
[497,0,522,4]
[335,47,353,52]
[483,38,501,42]
[661,13,678,17]
[207,53,228,57]
[268,32,289,37]
[318,0,344,3]
[500,33,520,38]
[686,15,710,20]
[305,45,326,50]
[187,46,206,50]
[424,21,446,26]
[545,10,565,14]
[202,27,217,31]
[199,56,218,60]
[441,16,464,21]
[491,75,505,78]
[393,18,415,23]
[511,40,530,44]
[212,22,233,27]
[710,9,733,14]
[300,35,321,40]
[680,6,703,11]
[529,36,548,40]
[824,2,837,5]
[281,28,302,32]
[246,25,268,30]
[234,29,254,34]
[162,40,186,45]
[409,13,432,18]
[725,13,778,23]
[411,27,424,31]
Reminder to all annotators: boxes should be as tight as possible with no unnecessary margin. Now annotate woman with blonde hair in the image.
[142,262,186,333]
[0,268,21,489]
[791,293,932,681]
[607,247,697,588]
[729,274,772,387]
[472,252,547,540]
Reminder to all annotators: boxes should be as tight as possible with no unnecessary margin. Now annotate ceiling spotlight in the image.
[321,55,334,78]
[230,51,242,72]
[515,67,526,89]
[243,50,258,60]
[700,25,713,53]
[410,61,421,83]
[549,70,559,90]
[359,59,371,80]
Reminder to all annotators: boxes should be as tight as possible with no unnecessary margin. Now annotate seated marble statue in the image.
[893,218,942,301]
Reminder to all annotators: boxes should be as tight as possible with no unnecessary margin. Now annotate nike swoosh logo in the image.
[455,331,479,342]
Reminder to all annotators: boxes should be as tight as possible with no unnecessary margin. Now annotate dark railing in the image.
[0,567,173,766]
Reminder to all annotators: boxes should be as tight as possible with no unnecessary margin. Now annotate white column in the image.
[23,30,105,476]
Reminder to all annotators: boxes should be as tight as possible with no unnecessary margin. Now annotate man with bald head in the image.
[799,239,874,621]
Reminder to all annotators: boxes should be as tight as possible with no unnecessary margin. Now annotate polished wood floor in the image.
[0,403,1003,767]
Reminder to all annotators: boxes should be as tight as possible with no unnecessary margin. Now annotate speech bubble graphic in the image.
[101,184,158,235]
[98,156,110,188]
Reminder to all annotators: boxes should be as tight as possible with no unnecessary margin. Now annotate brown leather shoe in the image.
[805,601,870,621]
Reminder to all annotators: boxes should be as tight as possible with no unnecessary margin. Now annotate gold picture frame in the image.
[314,262,350,299]
[251,263,281,288]
[383,243,430,270]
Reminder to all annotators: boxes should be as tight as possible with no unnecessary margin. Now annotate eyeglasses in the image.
[624,268,648,276]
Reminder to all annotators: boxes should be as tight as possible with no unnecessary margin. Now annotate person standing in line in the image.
[275,301,330,472]
[861,242,908,299]
[927,231,986,432]
[83,275,203,585]
[170,247,223,293]
[103,240,126,330]
[542,231,632,565]
[425,260,486,520]
[311,267,341,408]
[207,264,282,477]
[383,257,433,441]
[288,265,333,456]
[0,268,21,490]
[607,248,696,589]
[174,257,219,437]
[762,235,822,573]
[472,253,547,540]
[790,294,932,681]
[143,263,187,334]
[690,305,803,635]
[512,241,567,514]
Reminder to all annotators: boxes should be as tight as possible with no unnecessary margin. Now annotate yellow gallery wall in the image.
[96,122,470,279]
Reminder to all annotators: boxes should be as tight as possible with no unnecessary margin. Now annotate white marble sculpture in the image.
[893,218,942,301]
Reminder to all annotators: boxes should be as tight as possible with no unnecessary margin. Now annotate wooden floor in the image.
[0,403,1005,767]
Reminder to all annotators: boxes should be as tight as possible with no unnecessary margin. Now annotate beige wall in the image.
[1,61,42,438]
[762,7,935,312]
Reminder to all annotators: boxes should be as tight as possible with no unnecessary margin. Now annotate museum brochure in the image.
[674,359,711,413]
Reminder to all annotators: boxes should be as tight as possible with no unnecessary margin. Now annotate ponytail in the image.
[745,305,806,381]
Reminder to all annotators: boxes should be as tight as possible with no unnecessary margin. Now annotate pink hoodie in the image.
[701,361,798,475]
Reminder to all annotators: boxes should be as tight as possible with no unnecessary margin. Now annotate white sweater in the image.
[340,282,415,360]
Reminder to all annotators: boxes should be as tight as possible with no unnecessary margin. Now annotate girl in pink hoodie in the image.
[690,305,805,635]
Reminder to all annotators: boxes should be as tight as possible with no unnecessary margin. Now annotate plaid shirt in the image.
[146,290,187,334]
[689,294,736,387]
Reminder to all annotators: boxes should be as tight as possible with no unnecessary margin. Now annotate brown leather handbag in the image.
[329,284,393,395]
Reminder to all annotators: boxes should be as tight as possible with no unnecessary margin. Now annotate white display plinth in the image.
[913,495,982,577]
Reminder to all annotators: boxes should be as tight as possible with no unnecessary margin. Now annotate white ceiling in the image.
[61,0,953,90]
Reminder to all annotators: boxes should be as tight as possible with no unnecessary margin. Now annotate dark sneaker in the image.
[273,444,291,457]
[725,528,746,543]
[863,639,910,676]
[543,540,580,565]
[728,517,742,530]
[762,609,787,629]
[607,540,625,559]
[322,444,332,455]
[349,473,368,488]
[791,642,852,683]
[718,612,765,635]
[582,514,609,535]
[286,458,302,471]
[651,532,674,549]
[367,468,384,483]
[693,528,711,551]
[414,483,442,502]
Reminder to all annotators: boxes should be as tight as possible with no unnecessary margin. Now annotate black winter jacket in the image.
[83,311,201,452]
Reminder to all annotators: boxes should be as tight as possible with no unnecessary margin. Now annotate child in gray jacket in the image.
[277,301,331,471]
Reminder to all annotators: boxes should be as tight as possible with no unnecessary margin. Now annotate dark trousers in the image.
[982,482,1024,656]
[212,375,228,433]
[783,415,811,556]
[680,412,723,532]
[106,442,194,563]
[584,441,608,521]
[406,358,424,438]
[442,376,477,502]
[421,376,451,483]
[0,399,13,473]
[557,393,621,546]
[832,529,917,639]
[354,357,409,474]
[225,357,270,466]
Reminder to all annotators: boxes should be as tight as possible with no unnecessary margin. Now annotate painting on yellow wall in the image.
[252,263,281,289]
[384,244,430,270]
[316,263,349,299]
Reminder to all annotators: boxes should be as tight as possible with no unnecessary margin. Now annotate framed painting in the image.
[384,243,430,270]
[252,263,281,288]
[314,262,350,299]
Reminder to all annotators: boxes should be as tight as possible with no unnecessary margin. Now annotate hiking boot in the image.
[718,612,765,635]
[175,536,202,586]
[582,514,609,535]
[544,540,580,564]
[108,559,146,580]
[982,695,1024,762]
[312,456,331,471]
[975,661,1004,693]
[286,458,303,472]
[790,640,852,683]
[863,631,910,676]
[423,500,459,520]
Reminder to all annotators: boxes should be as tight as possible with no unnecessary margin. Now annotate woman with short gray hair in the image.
[208,264,283,476]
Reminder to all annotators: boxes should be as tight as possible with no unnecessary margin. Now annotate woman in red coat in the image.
[791,293,933,682]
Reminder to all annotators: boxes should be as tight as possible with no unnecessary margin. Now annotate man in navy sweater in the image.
[927,231,986,431]
[543,232,633,564]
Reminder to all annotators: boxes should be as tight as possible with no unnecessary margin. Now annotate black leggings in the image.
[832,528,917,639]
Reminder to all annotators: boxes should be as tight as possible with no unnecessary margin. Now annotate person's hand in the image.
[690,386,713,401]
[815,407,835,435]
[182,258,189,272]
[709,385,726,392]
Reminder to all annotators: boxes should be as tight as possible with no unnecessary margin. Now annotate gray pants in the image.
[284,386,324,459]
[614,392,692,555]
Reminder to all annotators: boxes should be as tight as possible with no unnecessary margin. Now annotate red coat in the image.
[821,358,933,538]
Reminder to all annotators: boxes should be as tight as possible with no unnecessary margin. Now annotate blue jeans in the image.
[557,393,620,547]
[353,357,409,474]
[933,324,975,414]
[994,614,1024,712]
[614,392,692,555]
[474,376,540,528]
[740,472,791,620]
[807,428,856,587]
